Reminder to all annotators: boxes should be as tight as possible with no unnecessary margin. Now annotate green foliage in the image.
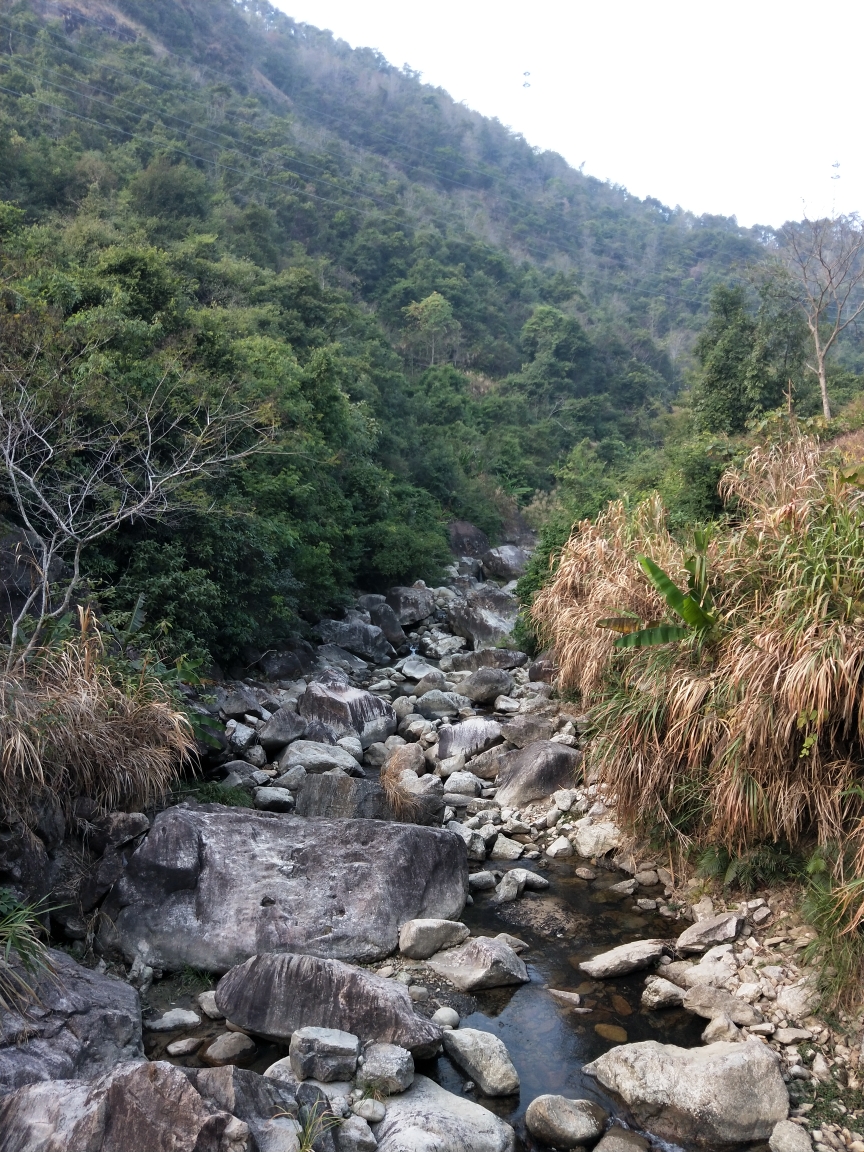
[174,781,254,807]
[695,843,800,890]
[0,887,54,1013]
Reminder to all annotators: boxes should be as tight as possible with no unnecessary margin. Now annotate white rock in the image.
[289,1026,360,1082]
[571,821,621,858]
[770,1119,813,1152]
[525,1096,608,1147]
[426,936,529,992]
[197,990,224,1020]
[373,1074,516,1152]
[166,1036,203,1056]
[579,940,667,979]
[338,1113,378,1152]
[546,835,574,858]
[431,1006,460,1028]
[641,976,685,1010]
[442,1028,520,1096]
[356,1042,415,1094]
[147,1008,201,1032]
[489,835,524,861]
[353,1098,386,1123]
[676,913,745,954]
[399,919,470,960]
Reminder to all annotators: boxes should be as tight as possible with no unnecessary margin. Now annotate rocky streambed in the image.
[0,552,851,1151]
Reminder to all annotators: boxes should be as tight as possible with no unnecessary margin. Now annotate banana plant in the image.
[597,532,718,649]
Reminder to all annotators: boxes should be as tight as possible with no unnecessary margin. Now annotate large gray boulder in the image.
[460,668,513,705]
[499,714,555,748]
[369,602,408,648]
[451,649,528,673]
[299,670,397,749]
[525,1096,608,1149]
[676,913,745,954]
[426,936,529,991]
[399,918,470,960]
[0,1060,299,1152]
[578,940,667,979]
[0,949,143,1094]
[437,718,502,762]
[448,586,519,650]
[215,953,442,1055]
[374,1074,516,1152]
[278,740,359,774]
[415,691,471,720]
[442,1028,519,1096]
[257,708,307,752]
[317,619,395,664]
[99,807,467,971]
[386,585,435,626]
[482,545,529,581]
[495,741,581,807]
[294,774,388,820]
[584,1039,788,1147]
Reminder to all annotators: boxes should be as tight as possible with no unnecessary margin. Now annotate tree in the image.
[402,292,461,367]
[776,214,864,420]
[0,348,274,671]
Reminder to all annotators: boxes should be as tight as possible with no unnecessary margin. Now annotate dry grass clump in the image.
[532,436,864,875]
[0,631,194,826]
[379,758,423,821]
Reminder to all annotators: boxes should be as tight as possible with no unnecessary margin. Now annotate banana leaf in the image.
[638,556,714,631]
[614,624,693,649]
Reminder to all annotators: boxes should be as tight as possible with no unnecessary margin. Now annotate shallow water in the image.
[421,857,704,1146]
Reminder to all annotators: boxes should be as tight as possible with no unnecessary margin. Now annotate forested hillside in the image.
[0,0,848,665]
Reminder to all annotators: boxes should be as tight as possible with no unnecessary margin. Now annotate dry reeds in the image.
[379,758,423,821]
[0,632,194,826]
[532,436,864,867]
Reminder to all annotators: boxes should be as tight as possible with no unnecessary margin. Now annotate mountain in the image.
[0,0,774,663]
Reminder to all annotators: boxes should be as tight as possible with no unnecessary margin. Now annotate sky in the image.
[273,0,864,229]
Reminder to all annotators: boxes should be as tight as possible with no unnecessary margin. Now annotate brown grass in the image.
[531,436,864,873]
[0,632,195,826]
[379,757,424,821]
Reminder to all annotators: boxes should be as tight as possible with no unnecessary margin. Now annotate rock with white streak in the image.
[374,1074,516,1152]
[299,669,397,748]
[442,1028,520,1096]
[583,1039,788,1147]
[579,940,667,979]
[399,918,470,960]
[427,936,529,992]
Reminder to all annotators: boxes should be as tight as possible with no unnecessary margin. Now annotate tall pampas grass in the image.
[532,436,864,872]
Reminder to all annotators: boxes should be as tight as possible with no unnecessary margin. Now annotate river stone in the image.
[253,787,296,812]
[438,718,503,762]
[201,1031,256,1066]
[641,976,685,1009]
[215,953,442,1055]
[0,949,143,1094]
[399,918,470,959]
[278,740,362,775]
[0,1060,275,1152]
[701,1013,741,1043]
[448,586,519,650]
[415,690,472,720]
[770,1120,814,1152]
[468,871,496,891]
[677,945,738,988]
[147,1008,201,1032]
[293,774,391,820]
[339,1113,378,1152]
[442,1028,519,1096]
[495,741,581,808]
[299,670,397,748]
[374,1074,516,1152]
[451,649,528,672]
[218,684,262,719]
[370,602,408,648]
[289,1026,359,1082]
[353,1097,387,1122]
[401,656,439,680]
[432,1007,460,1028]
[257,707,307,752]
[198,991,224,1020]
[546,835,574,858]
[578,940,667,979]
[386,585,435,626]
[525,1095,608,1148]
[317,618,395,663]
[460,668,514,705]
[676,912,745,954]
[683,984,763,1026]
[426,936,529,991]
[489,834,524,861]
[482,545,529,581]
[584,1039,788,1147]
[98,807,467,971]
[499,714,555,748]
[594,1127,650,1152]
[386,741,427,776]
[355,1042,414,1094]
[571,821,622,858]
[776,980,820,1021]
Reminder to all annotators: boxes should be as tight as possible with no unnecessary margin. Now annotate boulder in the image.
[400,656,440,681]
[385,742,427,776]
[437,718,503,762]
[399,918,470,960]
[676,913,745,954]
[524,1096,608,1149]
[258,641,316,681]
[215,953,442,1055]
[253,787,296,813]
[316,644,369,673]
[257,708,307,752]
[415,690,471,720]
[460,668,514,705]
[278,740,360,774]
[489,835,524,861]
[583,1039,788,1147]
[201,1032,256,1067]
[770,1120,814,1152]
[355,1043,414,1095]
[299,670,397,749]
[683,984,763,1026]
[317,619,395,663]
[571,821,621,858]
[444,771,484,797]
[147,1008,201,1032]
[578,940,667,979]
[415,670,447,696]
[338,1113,378,1152]
[442,1028,519,1096]
[289,1027,359,1082]
[294,775,392,820]
[594,1128,651,1152]
[482,546,529,581]
[448,521,491,559]
[217,684,261,719]
[675,944,738,988]
[451,649,528,673]
[99,807,467,971]
[426,936,529,992]
[495,742,581,808]
[369,603,408,648]
[641,976,685,1010]
[775,981,819,1021]
[386,585,435,626]
[499,715,555,748]
[374,1074,516,1152]
[448,586,519,650]
[0,949,143,1094]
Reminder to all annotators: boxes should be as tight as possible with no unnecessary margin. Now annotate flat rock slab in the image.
[438,718,503,762]
[683,984,763,1026]
[374,1073,516,1152]
[0,949,143,1094]
[215,953,441,1055]
[584,1039,788,1147]
[427,936,529,991]
[99,806,467,972]
[676,912,745,954]
[299,670,396,749]
[399,918,470,960]
[495,742,581,808]
[578,940,668,979]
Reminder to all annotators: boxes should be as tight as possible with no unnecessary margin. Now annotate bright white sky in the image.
[273,0,864,229]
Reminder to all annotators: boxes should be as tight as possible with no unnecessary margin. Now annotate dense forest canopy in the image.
[0,0,860,667]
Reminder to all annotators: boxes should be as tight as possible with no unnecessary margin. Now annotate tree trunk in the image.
[818,358,832,420]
